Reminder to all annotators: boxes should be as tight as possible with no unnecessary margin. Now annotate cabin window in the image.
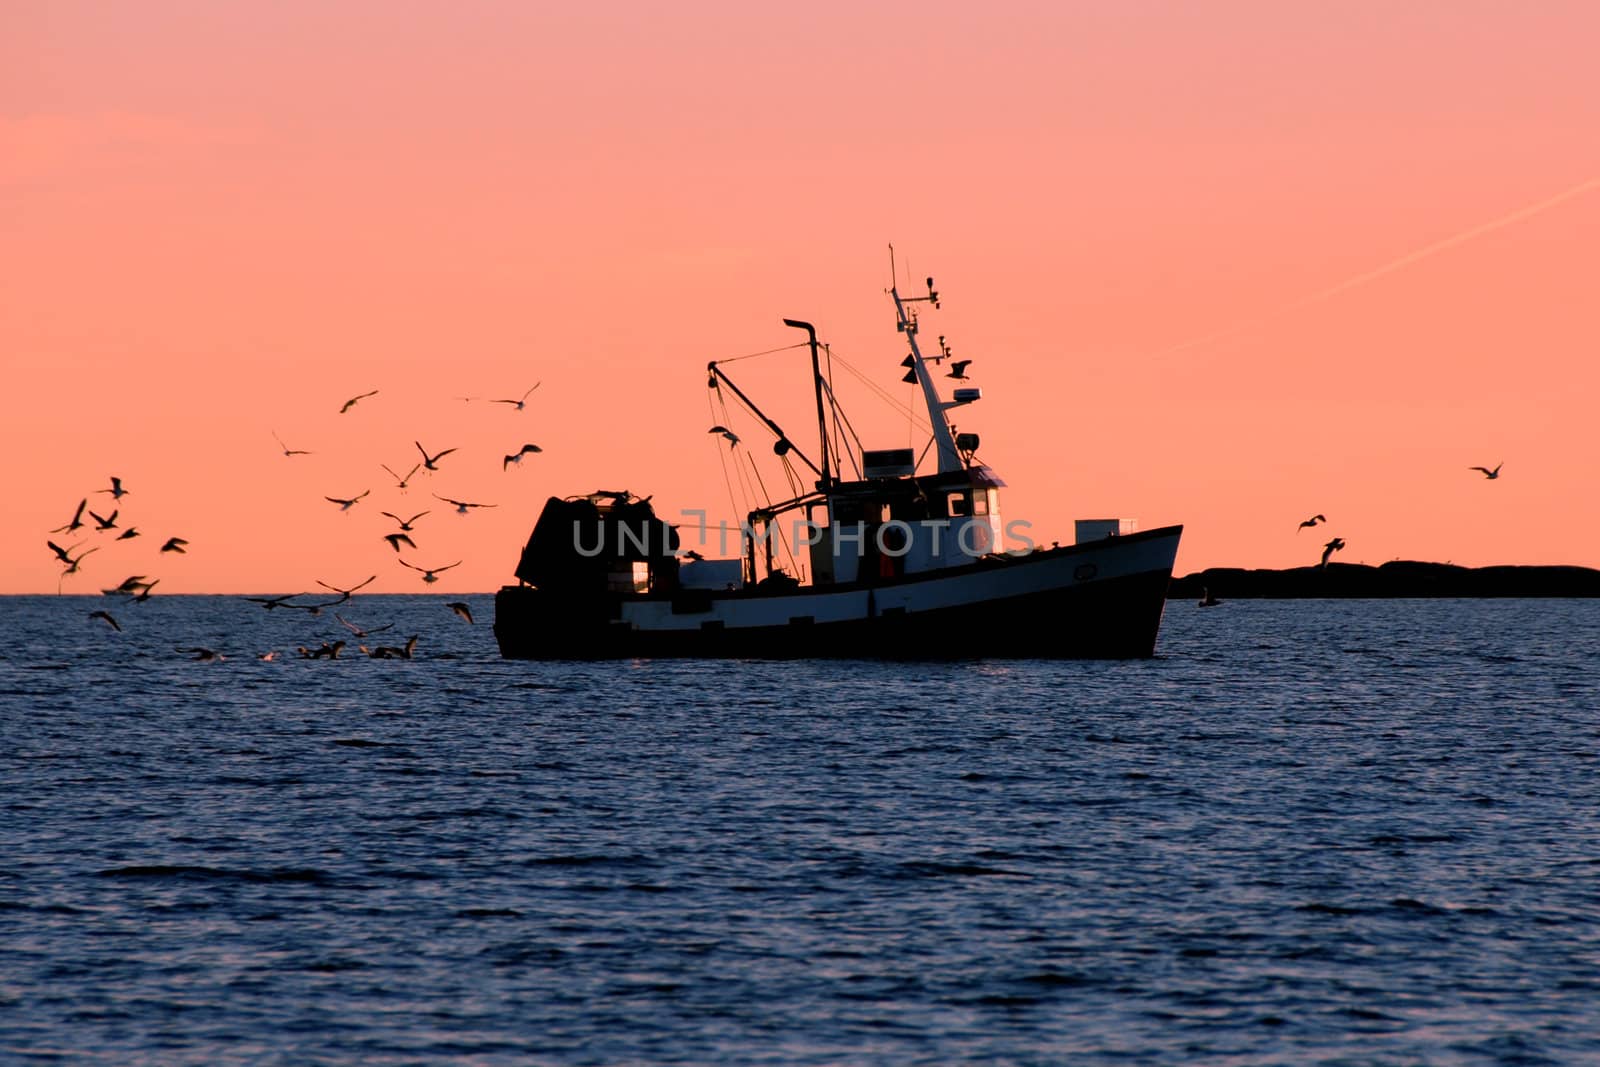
[971,491,989,516]
[946,491,969,517]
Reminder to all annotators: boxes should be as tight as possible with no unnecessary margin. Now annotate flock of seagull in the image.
[48,383,542,659]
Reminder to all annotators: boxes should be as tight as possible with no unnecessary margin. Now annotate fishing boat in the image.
[494,272,1182,658]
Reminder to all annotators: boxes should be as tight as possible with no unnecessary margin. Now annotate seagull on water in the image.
[176,646,224,662]
[339,390,378,414]
[381,510,429,532]
[446,601,474,624]
[326,490,370,511]
[160,536,189,553]
[89,609,121,632]
[1469,463,1503,480]
[415,441,457,472]
[51,499,87,534]
[99,477,130,500]
[399,558,461,584]
[433,494,495,515]
[708,425,740,446]
[1297,514,1327,532]
[503,444,543,470]
[382,463,420,490]
[272,431,312,456]
[365,635,419,659]
[1321,537,1347,568]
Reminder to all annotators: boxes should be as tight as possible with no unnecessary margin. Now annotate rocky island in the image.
[1168,560,1600,599]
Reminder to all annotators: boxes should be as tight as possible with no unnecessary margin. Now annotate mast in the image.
[782,318,833,490]
[893,279,963,473]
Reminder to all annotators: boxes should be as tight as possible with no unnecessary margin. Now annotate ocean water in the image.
[2,594,1598,1065]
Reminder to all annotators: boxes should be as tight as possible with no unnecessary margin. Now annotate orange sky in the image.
[5,2,1598,594]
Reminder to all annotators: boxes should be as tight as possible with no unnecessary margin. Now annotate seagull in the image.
[50,499,87,534]
[88,508,118,532]
[1198,587,1221,607]
[503,444,542,469]
[160,537,189,553]
[89,609,121,632]
[99,477,130,500]
[257,651,279,662]
[339,390,378,414]
[1469,463,1503,480]
[314,574,377,604]
[399,558,461,584]
[60,545,99,574]
[335,613,393,638]
[946,360,972,380]
[433,494,495,515]
[366,635,420,659]
[47,540,78,565]
[708,425,740,446]
[107,575,149,595]
[326,490,370,511]
[131,579,159,602]
[446,601,474,624]
[272,431,312,456]
[304,640,345,660]
[415,441,457,472]
[383,532,416,553]
[116,527,140,541]
[1321,537,1347,568]
[381,510,429,531]
[382,463,421,490]
[243,593,305,611]
[682,549,704,561]
[490,383,541,410]
[176,646,224,662]
[1297,514,1327,532]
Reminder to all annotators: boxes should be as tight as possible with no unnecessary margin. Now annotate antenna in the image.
[888,244,898,291]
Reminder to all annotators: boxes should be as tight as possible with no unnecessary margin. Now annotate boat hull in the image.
[494,525,1182,660]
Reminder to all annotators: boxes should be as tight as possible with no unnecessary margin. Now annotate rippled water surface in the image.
[2,595,1599,1065]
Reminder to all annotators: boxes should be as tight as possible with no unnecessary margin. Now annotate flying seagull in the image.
[381,510,429,531]
[503,444,542,470]
[1320,537,1347,568]
[446,601,474,624]
[315,574,377,604]
[130,579,159,602]
[60,545,99,574]
[242,592,306,611]
[1297,514,1327,532]
[383,532,416,553]
[160,536,189,553]
[88,509,118,532]
[399,558,461,584]
[946,360,972,380]
[116,527,140,541]
[51,499,87,534]
[47,540,78,565]
[88,609,121,632]
[335,613,394,639]
[107,575,149,595]
[99,477,130,500]
[708,425,740,446]
[339,390,378,414]
[326,490,370,511]
[433,494,495,514]
[415,441,457,472]
[1469,463,1503,480]
[491,383,541,410]
[272,431,312,456]
[382,463,420,490]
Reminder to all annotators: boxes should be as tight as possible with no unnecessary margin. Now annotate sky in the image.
[4,1,1598,594]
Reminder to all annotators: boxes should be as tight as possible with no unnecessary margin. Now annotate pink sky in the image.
[4,2,1598,593]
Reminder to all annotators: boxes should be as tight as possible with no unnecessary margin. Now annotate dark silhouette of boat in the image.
[495,272,1182,658]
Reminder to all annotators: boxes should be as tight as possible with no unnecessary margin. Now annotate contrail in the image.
[1152,176,1600,359]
